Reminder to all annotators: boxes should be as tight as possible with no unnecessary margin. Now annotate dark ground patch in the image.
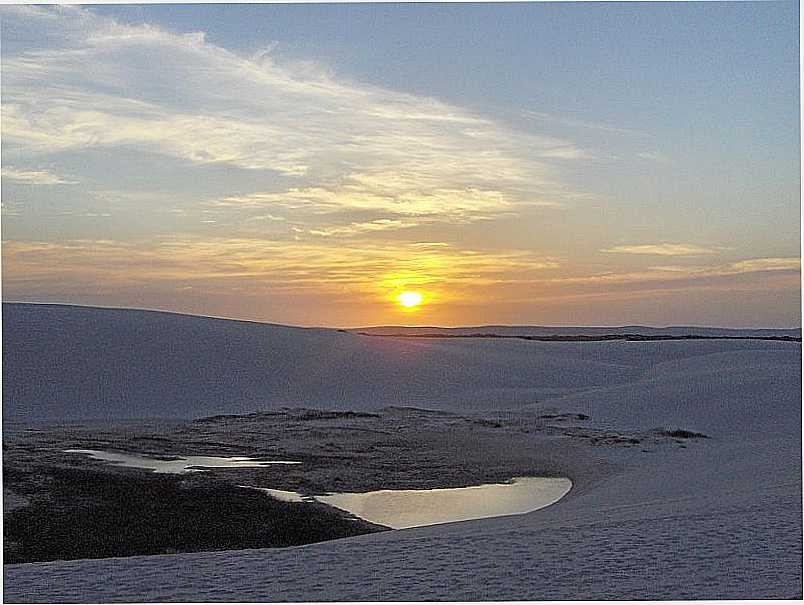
[657,429,710,439]
[3,406,703,565]
[4,465,385,564]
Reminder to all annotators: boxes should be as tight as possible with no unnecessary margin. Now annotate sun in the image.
[397,291,423,308]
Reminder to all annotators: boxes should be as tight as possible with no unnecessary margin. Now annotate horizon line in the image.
[3,300,801,333]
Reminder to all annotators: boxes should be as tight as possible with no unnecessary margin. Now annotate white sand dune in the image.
[3,303,799,421]
[3,303,801,600]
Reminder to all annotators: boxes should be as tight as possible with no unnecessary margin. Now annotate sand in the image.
[3,304,801,600]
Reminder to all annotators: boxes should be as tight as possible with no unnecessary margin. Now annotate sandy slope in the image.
[3,303,799,421]
[3,305,802,600]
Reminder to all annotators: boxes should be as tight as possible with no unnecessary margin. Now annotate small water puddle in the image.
[250,477,572,529]
[65,449,301,473]
[65,450,570,529]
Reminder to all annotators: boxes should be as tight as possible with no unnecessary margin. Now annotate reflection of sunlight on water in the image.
[66,450,571,528]
[65,449,301,473]
[251,477,572,529]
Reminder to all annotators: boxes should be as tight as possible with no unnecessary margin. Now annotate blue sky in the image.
[1,2,800,327]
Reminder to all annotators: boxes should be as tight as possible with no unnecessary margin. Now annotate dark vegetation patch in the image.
[561,425,711,447]
[540,413,589,421]
[657,429,710,439]
[194,408,381,424]
[472,418,503,428]
[288,409,382,421]
[584,433,641,446]
[383,406,455,416]
[4,466,386,564]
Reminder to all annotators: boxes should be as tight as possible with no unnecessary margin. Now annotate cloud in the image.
[729,258,801,273]
[307,219,416,238]
[245,214,286,223]
[552,257,800,287]
[5,236,796,324]
[2,6,586,224]
[409,242,450,248]
[635,151,669,163]
[210,183,539,219]
[2,166,77,185]
[1,202,22,216]
[522,111,646,137]
[601,243,720,256]
[1,237,561,305]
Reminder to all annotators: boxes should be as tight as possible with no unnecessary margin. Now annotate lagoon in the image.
[252,477,572,529]
[65,449,301,473]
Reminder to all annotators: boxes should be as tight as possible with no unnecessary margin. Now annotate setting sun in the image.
[397,291,423,308]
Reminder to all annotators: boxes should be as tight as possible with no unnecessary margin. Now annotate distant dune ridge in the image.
[3,302,800,422]
[3,301,802,600]
[355,324,801,338]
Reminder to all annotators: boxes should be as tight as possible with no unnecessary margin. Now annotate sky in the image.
[1,2,800,327]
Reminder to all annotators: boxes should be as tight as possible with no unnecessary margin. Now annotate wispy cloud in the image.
[635,151,669,163]
[2,237,561,306]
[209,183,546,220]
[729,258,801,273]
[2,167,77,185]
[522,110,646,137]
[553,257,800,286]
[601,243,720,256]
[2,6,585,224]
[1,202,22,217]
[308,219,416,238]
[245,214,286,223]
[5,236,797,326]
